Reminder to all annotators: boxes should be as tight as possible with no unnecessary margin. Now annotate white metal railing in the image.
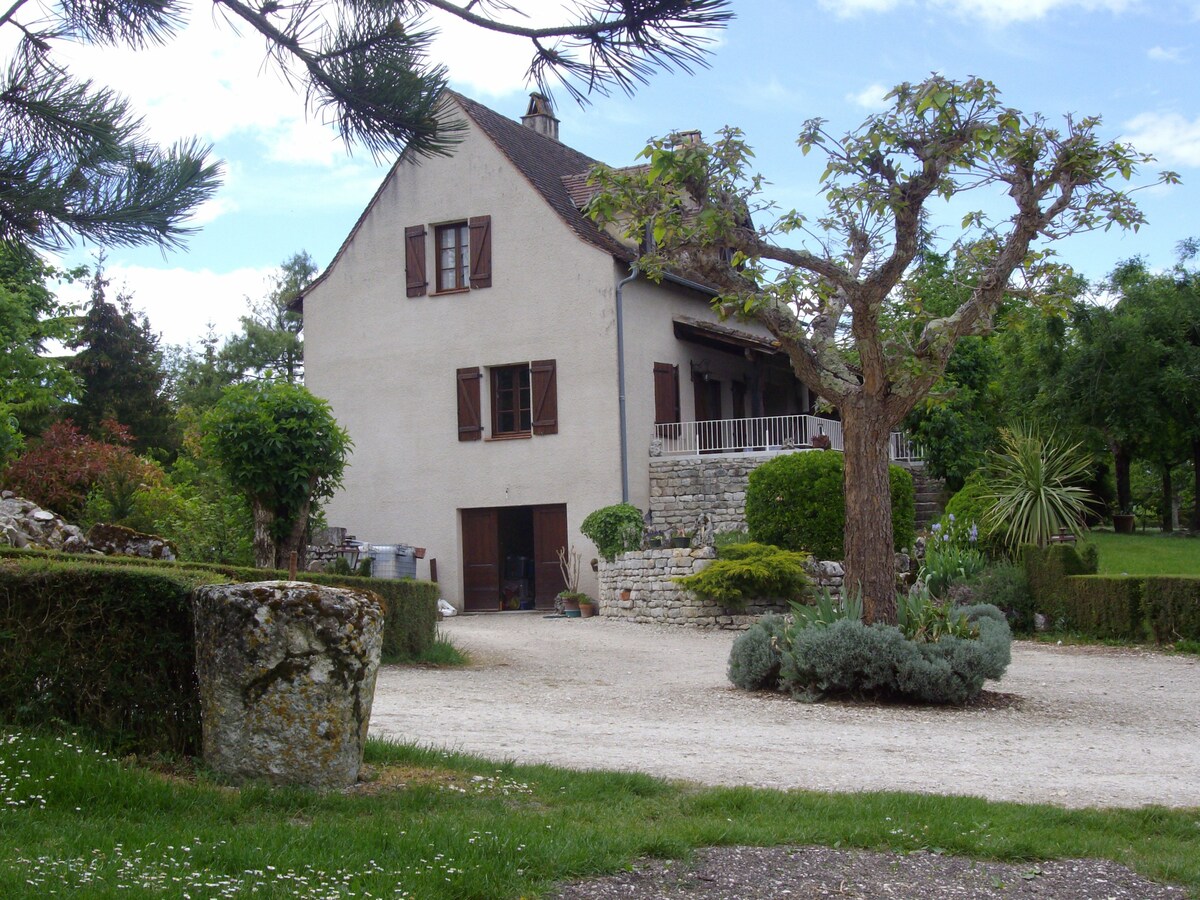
[651,414,921,462]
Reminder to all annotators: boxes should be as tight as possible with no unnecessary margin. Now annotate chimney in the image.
[672,130,702,147]
[521,92,560,142]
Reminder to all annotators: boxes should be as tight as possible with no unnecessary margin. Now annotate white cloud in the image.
[818,0,904,16]
[818,0,1134,23]
[1147,45,1184,63]
[1122,111,1200,167]
[931,0,1133,24]
[56,264,277,348]
[846,83,891,111]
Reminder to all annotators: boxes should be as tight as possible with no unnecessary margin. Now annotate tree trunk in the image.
[1113,443,1132,514]
[1161,465,1174,534]
[278,499,312,573]
[841,403,897,625]
[1192,439,1200,533]
[252,502,277,570]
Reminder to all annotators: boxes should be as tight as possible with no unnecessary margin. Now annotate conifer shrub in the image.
[727,614,789,691]
[745,450,915,560]
[675,542,809,611]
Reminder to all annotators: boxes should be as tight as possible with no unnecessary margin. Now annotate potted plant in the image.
[669,524,692,548]
[556,545,589,618]
[1112,506,1135,534]
[577,595,597,618]
[644,528,665,549]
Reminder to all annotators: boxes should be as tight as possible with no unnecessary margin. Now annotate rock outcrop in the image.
[0,492,177,559]
[191,581,384,789]
[0,493,89,553]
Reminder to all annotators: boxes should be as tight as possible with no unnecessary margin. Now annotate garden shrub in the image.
[0,547,439,662]
[777,603,1010,704]
[727,614,789,690]
[676,543,809,611]
[580,503,644,561]
[920,515,987,599]
[968,562,1036,633]
[1022,542,1099,623]
[1062,576,1145,640]
[943,472,1009,558]
[745,450,916,560]
[1142,577,1200,644]
[0,557,219,754]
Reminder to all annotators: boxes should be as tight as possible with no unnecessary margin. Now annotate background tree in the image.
[590,75,1173,623]
[220,251,313,383]
[0,246,83,463]
[203,381,350,569]
[66,260,175,456]
[1,0,730,253]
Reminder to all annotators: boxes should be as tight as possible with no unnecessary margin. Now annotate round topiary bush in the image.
[727,614,789,691]
[745,450,916,560]
[944,472,1004,556]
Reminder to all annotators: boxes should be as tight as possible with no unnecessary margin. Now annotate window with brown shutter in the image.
[456,367,482,441]
[436,222,470,292]
[469,215,492,288]
[653,362,680,424]
[530,359,557,435]
[405,225,427,297]
[491,364,531,436]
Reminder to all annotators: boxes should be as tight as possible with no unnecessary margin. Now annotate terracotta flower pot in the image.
[579,602,596,618]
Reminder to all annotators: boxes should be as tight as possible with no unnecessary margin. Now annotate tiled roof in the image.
[449,91,634,262]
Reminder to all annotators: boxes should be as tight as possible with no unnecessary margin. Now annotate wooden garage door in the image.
[532,504,568,608]
[461,507,499,612]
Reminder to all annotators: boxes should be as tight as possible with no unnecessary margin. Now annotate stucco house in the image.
[299,91,833,611]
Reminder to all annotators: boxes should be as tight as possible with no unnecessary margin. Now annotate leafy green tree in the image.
[204,381,350,569]
[0,0,729,253]
[66,261,175,457]
[162,327,234,412]
[0,246,83,462]
[221,252,314,384]
[590,75,1174,623]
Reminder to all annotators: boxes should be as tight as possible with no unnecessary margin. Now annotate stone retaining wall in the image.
[648,454,935,537]
[597,549,912,630]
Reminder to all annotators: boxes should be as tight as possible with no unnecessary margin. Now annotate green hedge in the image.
[744,450,916,560]
[1143,577,1200,643]
[1062,576,1145,640]
[0,547,439,661]
[1022,543,1099,622]
[0,558,219,754]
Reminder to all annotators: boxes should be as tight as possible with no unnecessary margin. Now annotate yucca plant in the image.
[984,422,1093,548]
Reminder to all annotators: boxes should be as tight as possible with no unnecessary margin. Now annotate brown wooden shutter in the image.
[531,358,557,435]
[405,225,427,297]
[456,367,482,441]
[653,362,680,424]
[469,215,492,289]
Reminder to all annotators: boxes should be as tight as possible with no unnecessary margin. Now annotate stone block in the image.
[191,581,384,789]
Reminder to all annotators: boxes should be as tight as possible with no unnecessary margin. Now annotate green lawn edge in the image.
[2,730,1196,899]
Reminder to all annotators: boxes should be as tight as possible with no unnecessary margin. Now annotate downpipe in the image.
[615,265,639,503]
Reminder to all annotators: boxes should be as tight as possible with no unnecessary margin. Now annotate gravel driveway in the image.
[369,613,1200,809]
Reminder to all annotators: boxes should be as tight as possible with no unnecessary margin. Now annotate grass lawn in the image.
[2,730,1198,899]
[1087,530,1200,576]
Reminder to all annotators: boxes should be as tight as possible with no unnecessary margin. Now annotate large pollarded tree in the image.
[0,0,731,253]
[589,76,1175,624]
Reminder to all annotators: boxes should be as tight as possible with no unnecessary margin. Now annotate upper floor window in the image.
[405,215,492,298]
[491,364,532,436]
[436,222,470,292]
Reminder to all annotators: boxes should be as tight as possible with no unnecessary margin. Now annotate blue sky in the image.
[44,0,1200,347]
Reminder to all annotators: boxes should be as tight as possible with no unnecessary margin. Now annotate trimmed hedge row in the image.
[0,547,439,661]
[0,557,217,754]
[1057,574,1200,643]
